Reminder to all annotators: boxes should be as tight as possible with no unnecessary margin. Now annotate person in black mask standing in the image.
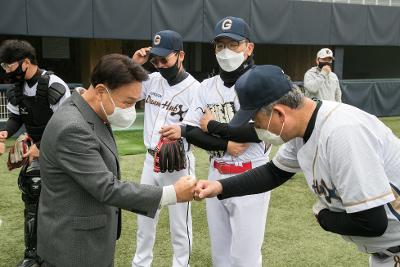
[304,48,342,102]
[160,17,272,267]
[0,39,70,267]
[131,30,200,267]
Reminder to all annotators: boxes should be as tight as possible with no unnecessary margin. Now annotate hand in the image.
[0,131,8,142]
[321,65,331,74]
[199,108,215,133]
[312,200,328,217]
[174,176,197,202]
[0,142,5,155]
[132,47,152,65]
[194,180,223,200]
[227,141,249,157]
[23,143,39,164]
[159,125,181,140]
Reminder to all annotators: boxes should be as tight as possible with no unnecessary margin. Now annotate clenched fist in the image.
[194,180,223,200]
[174,176,197,202]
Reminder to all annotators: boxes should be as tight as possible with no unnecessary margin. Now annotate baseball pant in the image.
[370,253,400,267]
[206,157,271,267]
[132,152,195,267]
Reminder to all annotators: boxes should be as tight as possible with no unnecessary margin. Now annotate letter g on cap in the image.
[222,19,232,30]
[154,35,161,46]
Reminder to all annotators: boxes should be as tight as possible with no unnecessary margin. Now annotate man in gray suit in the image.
[37,54,196,267]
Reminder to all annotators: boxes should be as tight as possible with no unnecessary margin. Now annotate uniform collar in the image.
[26,69,43,88]
[303,99,322,143]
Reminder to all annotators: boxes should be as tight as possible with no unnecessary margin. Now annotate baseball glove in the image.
[154,137,187,173]
[7,133,32,171]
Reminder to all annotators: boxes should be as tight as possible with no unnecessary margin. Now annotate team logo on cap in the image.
[326,49,331,55]
[153,35,161,46]
[222,19,232,31]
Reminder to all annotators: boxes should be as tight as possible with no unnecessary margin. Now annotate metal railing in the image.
[0,86,10,121]
[300,0,400,6]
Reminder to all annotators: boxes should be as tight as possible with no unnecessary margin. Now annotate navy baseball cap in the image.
[214,16,250,41]
[229,65,293,127]
[150,30,183,57]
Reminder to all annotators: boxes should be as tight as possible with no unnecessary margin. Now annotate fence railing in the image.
[0,88,8,121]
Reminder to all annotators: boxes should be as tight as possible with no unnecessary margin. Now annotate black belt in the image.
[372,245,400,259]
[147,149,156,157]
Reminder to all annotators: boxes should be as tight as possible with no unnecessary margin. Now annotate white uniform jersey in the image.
[142,72,200,150]
[183,75,267,163]
[7,71,71,115]
[273,100,400,253]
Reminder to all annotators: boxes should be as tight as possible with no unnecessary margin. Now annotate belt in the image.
[372,246,400,259]
[213,161,252,174]
[147,149,156,157]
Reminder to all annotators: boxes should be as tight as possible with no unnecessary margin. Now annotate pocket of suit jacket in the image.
[71,214,107,231]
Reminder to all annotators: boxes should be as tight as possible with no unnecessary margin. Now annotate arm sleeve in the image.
[4,112,23,137]
[185,125,228,151]
[218,161,295,199]
[304,70,327,95]
[317,205,388,237]
[56,122,163,218]
[207,121,261,143]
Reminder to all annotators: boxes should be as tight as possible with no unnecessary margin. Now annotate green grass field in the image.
[0,117,399,267]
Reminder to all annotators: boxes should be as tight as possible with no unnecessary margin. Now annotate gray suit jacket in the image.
[37,92,162,267]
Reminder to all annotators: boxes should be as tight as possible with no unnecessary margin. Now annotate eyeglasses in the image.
[214,40,247,52]
[149,52,178,66]
[1,61,20,71]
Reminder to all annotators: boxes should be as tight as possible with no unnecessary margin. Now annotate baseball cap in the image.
[317,48,334,59]
[229,65,293,127]
[150,30,183,57]
[214,16,250,41]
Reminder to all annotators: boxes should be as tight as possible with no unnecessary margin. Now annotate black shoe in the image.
[16,258,40,267]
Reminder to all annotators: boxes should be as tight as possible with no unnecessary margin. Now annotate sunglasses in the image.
[149,52,178,66]
[1,61,20,71]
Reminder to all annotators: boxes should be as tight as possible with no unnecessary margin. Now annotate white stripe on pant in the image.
[132,152,195,267]
[206,158,271,267]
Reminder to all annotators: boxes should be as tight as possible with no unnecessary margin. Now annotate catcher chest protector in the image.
[18,160,41,263]
[11,71,65,143]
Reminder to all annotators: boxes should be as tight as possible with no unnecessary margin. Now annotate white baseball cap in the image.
[317,48,334,59]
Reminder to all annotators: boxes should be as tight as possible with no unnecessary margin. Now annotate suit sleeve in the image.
[56,122,163,218]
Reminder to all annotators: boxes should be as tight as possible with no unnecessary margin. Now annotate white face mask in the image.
[255,111,285,146]
[100,87,137,129]
[216,48,245,72]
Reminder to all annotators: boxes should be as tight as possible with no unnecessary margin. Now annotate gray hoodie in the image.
[303,66,342,102]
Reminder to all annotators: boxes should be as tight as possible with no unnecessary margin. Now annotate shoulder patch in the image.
[48,82,67,105]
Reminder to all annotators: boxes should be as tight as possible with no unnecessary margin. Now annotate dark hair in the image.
[0,40,37,65]
[90,54,149,90]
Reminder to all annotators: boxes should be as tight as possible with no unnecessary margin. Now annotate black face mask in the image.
[220,55,254,88]
[158,54,181,84]
[7,61,27,83]
[318,61,332,69]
